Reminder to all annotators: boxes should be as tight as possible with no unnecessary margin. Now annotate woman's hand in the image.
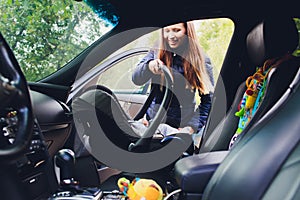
[141,118,149,127]
[148,59,164,74]
[178,126,195,134]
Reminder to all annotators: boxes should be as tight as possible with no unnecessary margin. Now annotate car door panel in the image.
[69,49,150,119]
[116,93,148,118]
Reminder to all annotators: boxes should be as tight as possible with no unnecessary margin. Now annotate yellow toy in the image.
[118,177,163,200]
[244,67,264,109]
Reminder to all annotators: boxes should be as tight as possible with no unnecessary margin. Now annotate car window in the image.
[98,53,149,94]
[69,18,234,117]
[89,18,234,118]
[106,18,234,85]
[0,0,118,82]
[96,18,234,99]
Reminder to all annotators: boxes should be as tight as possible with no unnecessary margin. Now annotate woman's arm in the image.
[186,55,214,132]
[132,50,155,85]
[187,93,212,132]
[204,55,215,86]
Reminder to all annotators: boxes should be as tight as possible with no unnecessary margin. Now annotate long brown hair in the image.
[157,21,213,95]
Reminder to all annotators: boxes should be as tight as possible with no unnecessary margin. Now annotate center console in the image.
[50,149,127,200]
[15,119,58,200]
[174,151,229,200]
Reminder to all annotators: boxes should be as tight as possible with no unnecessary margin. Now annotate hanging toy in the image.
[234,67,266,136]
[244,68,264,110]
[118,177,163,200]
[230,54,294,149]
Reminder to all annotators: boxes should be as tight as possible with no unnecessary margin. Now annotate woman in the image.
[132,21,214,148]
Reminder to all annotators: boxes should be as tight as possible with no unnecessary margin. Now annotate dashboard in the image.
[0,90,73,199]
[30,90,73,157]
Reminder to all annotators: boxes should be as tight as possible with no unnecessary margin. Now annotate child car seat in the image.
[71,65,193,154]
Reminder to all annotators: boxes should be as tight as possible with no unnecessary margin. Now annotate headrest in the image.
[247,17,299,66]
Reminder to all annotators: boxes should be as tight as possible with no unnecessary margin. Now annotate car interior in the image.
[0,0,300,200]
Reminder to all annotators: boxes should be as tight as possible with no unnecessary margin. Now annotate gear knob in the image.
[55,149,78,186]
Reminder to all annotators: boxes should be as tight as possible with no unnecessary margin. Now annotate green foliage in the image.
[195,18,234,80]
[0,0,233,84]
[293,18,300,57]
[0,0,110,81]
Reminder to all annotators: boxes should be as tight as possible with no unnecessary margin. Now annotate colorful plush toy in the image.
[234,67,266,135]
[229,55,294,149]
[118,177,163,200]
[244,68,264,109]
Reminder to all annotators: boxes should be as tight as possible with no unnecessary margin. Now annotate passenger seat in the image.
[199,17,299,153]
[174,17,300,199]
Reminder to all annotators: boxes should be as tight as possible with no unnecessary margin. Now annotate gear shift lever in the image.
[51,149,103,199]
[55,149,79,187]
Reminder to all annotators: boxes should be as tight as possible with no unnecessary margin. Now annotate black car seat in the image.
[66,83,157,156]
[72,84,140,150]
[202,59,300,200]
[199,17,300,153]
[71,65,194,155]
[68,83,177,187]
[71,64,194,192]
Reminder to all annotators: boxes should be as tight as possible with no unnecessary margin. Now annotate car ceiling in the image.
[109,0,299,28]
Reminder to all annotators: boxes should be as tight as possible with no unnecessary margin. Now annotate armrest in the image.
[174,151,229,194]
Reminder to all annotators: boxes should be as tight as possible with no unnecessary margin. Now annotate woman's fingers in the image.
[179,126,194,134]
[149,59,164,74]
[142,118,149,126]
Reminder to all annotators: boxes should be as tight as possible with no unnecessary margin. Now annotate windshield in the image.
[0,0,118,82]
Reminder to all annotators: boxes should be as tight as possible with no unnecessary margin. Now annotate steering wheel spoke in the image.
[0,74,22,105]
[0,33,33,160]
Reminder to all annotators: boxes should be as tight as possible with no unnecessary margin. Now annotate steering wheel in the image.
[128,65,174,152]
[0,33,34,161]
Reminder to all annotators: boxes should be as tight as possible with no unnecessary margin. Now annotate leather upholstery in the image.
[203,67,300,200]
[199,82,245,153]
[175,17,300,198]
[199,18,299,153]
[202,17,300,199]
[174,151,228,194]
[246,17,298,66]
[72,86,140,150]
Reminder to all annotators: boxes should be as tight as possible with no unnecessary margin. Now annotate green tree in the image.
[195,18,234,80]
[294,18,300,56]
[0,0,109,81]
